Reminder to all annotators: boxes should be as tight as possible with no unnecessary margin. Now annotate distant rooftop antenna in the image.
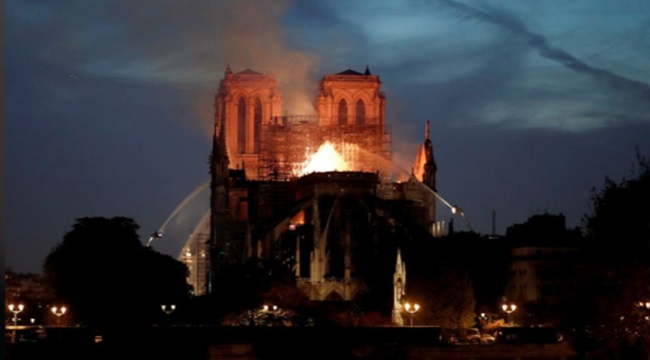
[492,209,496,236]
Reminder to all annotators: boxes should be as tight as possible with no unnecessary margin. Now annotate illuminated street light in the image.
[161,304,176,325]
[262,304,279,326]
[404,302,420,326]
[501,303,517,324]
[638,301,650,320]
[262,304,278,312]
[479,312,489,323]
[51,306,67,326]
[8,304,24,326]
[161,304,176,314]
[639,301,650,310]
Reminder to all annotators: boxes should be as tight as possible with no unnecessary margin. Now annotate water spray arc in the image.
[410,173,474,233]
[355,146,474,232]
[146,181,210,247]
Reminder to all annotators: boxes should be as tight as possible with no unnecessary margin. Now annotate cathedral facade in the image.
[183,67,439,314]
[213,67,391,181]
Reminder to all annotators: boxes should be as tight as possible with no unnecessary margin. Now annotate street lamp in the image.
[638,301,650,320]
[51,306,67,326]
[501,303,517,324]
[404,302,420,326]
[161,304,176,315]
[8,304,24,326]
[262,304,279,326]
[479,312,489,325]
[262,304,278,312]
[161,304,176,324]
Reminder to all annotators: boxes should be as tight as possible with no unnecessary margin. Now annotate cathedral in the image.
[181,67,439,322]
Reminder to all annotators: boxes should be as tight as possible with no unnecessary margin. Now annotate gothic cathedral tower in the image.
[314,67,391,171]
[315,67,386,128]
[214,66,282,179]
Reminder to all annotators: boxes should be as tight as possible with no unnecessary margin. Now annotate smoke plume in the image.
[23,1,321,136]
[214,1,320,115]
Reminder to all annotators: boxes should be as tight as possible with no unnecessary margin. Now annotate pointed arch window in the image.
[254,98,262,153]
[338,99,348,125]
[237,98,246,153]
[356,99,365,125]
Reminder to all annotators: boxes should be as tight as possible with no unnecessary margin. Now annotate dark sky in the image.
[7,0,650,273]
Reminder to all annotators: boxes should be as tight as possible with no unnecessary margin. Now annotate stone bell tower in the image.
[315,66,386,127]
[214,66,282,179]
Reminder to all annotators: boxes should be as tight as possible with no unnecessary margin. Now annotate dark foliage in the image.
[42,217,192,329]
[570,151,650,356]
[584,150,650,262]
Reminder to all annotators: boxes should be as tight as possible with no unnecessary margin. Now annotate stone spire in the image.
[392,248,406,325]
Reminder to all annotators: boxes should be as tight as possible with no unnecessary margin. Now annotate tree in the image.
[410,266,476,328]
[571,151,650,356]
[585,150,650,261]
[43,217,191,329]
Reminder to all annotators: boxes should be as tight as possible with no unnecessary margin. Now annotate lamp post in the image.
[638,301,650,320]
[161,304,176,314]
[262,304,279,326]
[404,302,420,326]
[479,312,489,327]
[51,306,67,326]
[501,303,517,324]
[161,304,176,325]
[8,304,24,326]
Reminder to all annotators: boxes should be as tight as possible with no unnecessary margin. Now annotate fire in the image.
[299,142,351,175]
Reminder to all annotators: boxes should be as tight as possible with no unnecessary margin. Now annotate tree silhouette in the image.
[43,217,191,329]
[571,151,650,357]
[585,150,650,262]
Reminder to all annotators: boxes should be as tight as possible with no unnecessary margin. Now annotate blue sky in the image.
[7,0,650,273]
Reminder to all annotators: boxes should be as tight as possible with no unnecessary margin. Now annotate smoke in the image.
[13,1,321,137]
[436,0,650,104]
[214,1,320,115]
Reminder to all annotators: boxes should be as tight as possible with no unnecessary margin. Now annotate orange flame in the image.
[299,142,351,175]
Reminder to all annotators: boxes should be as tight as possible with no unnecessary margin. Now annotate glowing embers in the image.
[299,142,352,175]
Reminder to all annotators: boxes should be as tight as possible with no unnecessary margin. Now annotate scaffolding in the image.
[257,117,392,181]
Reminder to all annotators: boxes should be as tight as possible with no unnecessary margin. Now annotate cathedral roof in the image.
[336,69,364,75]
[237,68,262,75]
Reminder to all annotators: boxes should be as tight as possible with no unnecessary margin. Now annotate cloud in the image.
[433,0,650,127]
[8,0,321,132]
[307,0,650,132]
